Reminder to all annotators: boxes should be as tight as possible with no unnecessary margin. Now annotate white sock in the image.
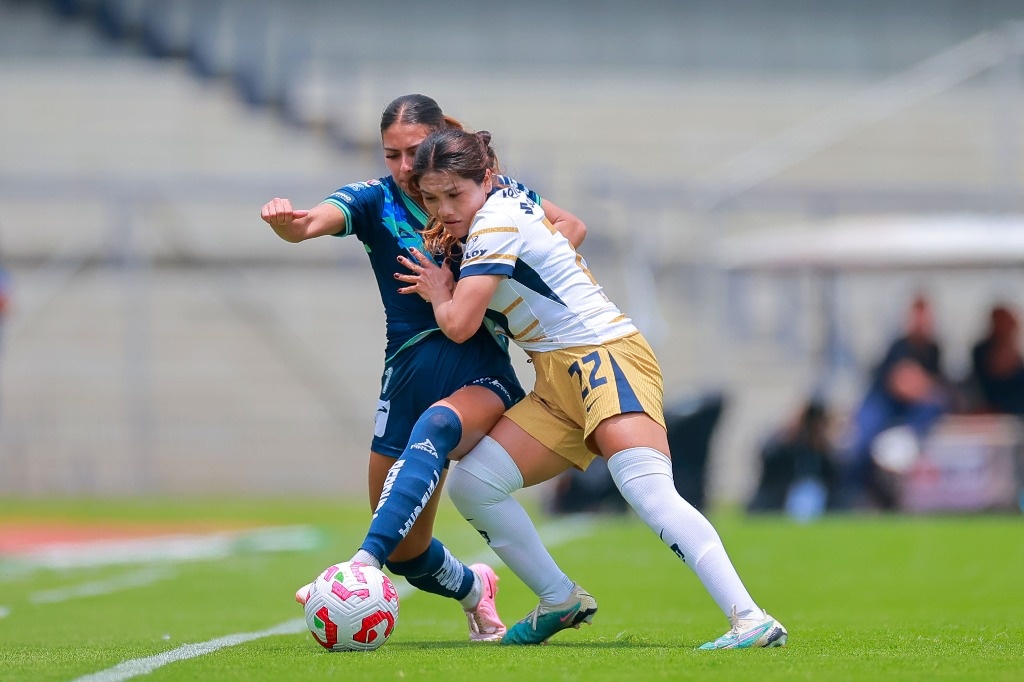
[459,572,483,610]
[448,436,575,604]
[350,549,382,569]
[607,447,760,619]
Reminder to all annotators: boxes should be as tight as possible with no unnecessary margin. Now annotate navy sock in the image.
[361,405,463,563]
[386,538,475,600]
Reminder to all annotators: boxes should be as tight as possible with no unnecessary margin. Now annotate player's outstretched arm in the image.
[260,198,346,243]
[541,199,586,249]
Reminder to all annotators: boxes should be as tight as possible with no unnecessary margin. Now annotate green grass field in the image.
[1,497,1021,681]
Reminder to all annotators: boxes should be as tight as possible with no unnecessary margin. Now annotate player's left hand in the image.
[395,247,454,302]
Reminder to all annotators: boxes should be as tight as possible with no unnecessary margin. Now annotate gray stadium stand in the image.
[2,0,1022,504]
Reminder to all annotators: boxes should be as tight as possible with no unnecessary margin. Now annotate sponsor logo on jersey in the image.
[470,377,513,404]
[337,192,355,203]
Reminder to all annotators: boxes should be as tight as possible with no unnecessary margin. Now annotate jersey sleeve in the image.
[497,175,542,205]
[460,208,525,279]
[321,179,386,242]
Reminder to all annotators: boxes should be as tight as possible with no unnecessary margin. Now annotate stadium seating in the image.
[2,0,1022,503]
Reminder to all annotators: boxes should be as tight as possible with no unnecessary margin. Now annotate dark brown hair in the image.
[379,94,463,136]
[412,128,501,256]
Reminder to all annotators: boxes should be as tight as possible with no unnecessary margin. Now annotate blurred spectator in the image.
[747,398,838,518]
[967,304,1024,416]
[837,295,950,510]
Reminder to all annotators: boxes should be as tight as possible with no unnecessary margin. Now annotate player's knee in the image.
[607,447,672,485]
[449,437,524,513]
[447,463,503,513]
[418,405,463,446]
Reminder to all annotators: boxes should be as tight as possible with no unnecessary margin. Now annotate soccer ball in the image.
[303,561,400,652]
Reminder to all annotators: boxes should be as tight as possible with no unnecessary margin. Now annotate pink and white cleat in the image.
[464,563,506,642]
[295,582,312,606]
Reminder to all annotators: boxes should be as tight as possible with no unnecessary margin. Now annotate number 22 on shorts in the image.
[567,350,608,403]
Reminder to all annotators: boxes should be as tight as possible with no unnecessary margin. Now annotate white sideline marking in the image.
[30,566,176,604]
[72,517,597,682]
[72,619,309,682]
[0,605,10,618]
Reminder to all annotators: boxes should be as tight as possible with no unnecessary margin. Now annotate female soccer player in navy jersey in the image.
[395,128,787,649]
[260,94,585,642]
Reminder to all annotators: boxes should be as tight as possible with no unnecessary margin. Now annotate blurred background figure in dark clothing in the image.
[968,304,1024,416]
[837,295,950,510]
[747,398,838,519]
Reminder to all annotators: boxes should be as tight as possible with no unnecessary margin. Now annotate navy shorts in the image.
[371,328,526,459]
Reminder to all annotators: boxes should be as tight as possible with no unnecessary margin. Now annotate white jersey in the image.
[459,186,637,352]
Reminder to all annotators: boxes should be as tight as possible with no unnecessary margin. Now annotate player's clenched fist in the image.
[260,197,345,243]
[261,197,309,227]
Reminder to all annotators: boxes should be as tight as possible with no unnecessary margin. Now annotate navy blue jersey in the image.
[323,175,539,361]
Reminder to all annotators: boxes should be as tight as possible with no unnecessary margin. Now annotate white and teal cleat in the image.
[501,584,598,645]
[698,605,788,650]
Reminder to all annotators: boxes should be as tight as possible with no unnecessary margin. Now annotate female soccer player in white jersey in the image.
[260,95,586,642]
[396,128,788,649]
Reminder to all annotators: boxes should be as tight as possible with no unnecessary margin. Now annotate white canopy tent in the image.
[713,213,1024,391]
[716,214,1024,273]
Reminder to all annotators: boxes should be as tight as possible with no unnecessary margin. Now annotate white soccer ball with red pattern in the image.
[303,561,400,652]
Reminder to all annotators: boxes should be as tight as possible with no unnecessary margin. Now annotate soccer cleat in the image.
[464,563,506,642]
[295,582,312,606]
[698,605,788,650]
[501,583,598,645]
